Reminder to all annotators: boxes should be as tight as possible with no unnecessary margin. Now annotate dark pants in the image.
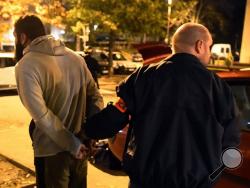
[34,153,87,188]
[30,120,87,188]
[30,120,45,187]
[34,157,45,188]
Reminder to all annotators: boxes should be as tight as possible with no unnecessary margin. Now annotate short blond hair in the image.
[172,23,211,53]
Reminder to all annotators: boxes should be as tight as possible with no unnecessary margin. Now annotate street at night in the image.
[0,0,250,187]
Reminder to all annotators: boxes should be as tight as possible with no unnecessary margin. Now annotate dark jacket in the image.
[86,53,240,188]
[84,54,100,81]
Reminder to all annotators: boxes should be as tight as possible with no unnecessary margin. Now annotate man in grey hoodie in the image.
[14,15,104,188]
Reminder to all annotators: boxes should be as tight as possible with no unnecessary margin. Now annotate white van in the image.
[0,52,16,90]
[211,43,233,60]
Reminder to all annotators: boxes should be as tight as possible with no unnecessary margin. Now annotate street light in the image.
[166,0,172,44]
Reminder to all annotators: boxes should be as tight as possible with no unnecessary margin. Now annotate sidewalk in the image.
[0,75,129,188]
[0,124,129,188]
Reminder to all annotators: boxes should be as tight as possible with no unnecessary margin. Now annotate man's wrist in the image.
[70,137,82,156]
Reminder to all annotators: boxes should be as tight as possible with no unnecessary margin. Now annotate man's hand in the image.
[75,144,89,159]
[83,139,98,157]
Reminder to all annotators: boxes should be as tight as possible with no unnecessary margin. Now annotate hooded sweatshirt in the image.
[15,35,103,157]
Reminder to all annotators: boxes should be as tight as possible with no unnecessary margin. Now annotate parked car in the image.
[112,51,142,74]
[91,51,109,75]
[213,70,250,188]
[132,53,143,62]
[107,69,250,188]
[133,42,172,65]
[76,50,109,75]
[0,52,16,91]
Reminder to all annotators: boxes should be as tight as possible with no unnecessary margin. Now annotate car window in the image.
[230,84,250,131]
[2,45,15,52]
[92,52,108,61]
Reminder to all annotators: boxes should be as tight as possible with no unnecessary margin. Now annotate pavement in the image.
[0,75,129,188]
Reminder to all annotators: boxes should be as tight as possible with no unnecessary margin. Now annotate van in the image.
[211,43,234,66]
[0,52,16,90]
[211,43,233,60]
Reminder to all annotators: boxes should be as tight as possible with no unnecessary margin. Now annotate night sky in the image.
[201,0,246,52]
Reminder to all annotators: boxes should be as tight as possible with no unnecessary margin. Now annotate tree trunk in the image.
[76,35,81,51]
[141,33,147,43]
[193,0,204,23]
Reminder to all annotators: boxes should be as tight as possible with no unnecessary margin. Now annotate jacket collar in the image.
[166,53,205,67]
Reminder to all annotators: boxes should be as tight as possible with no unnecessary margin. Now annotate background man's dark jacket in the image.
[84,54,100,87]
[85,53,240,188]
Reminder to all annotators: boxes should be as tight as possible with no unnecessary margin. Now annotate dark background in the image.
[200,0,246,52]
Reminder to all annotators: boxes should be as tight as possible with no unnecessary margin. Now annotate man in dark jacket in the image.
[84,23,240,188]
[84,51,101,88]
